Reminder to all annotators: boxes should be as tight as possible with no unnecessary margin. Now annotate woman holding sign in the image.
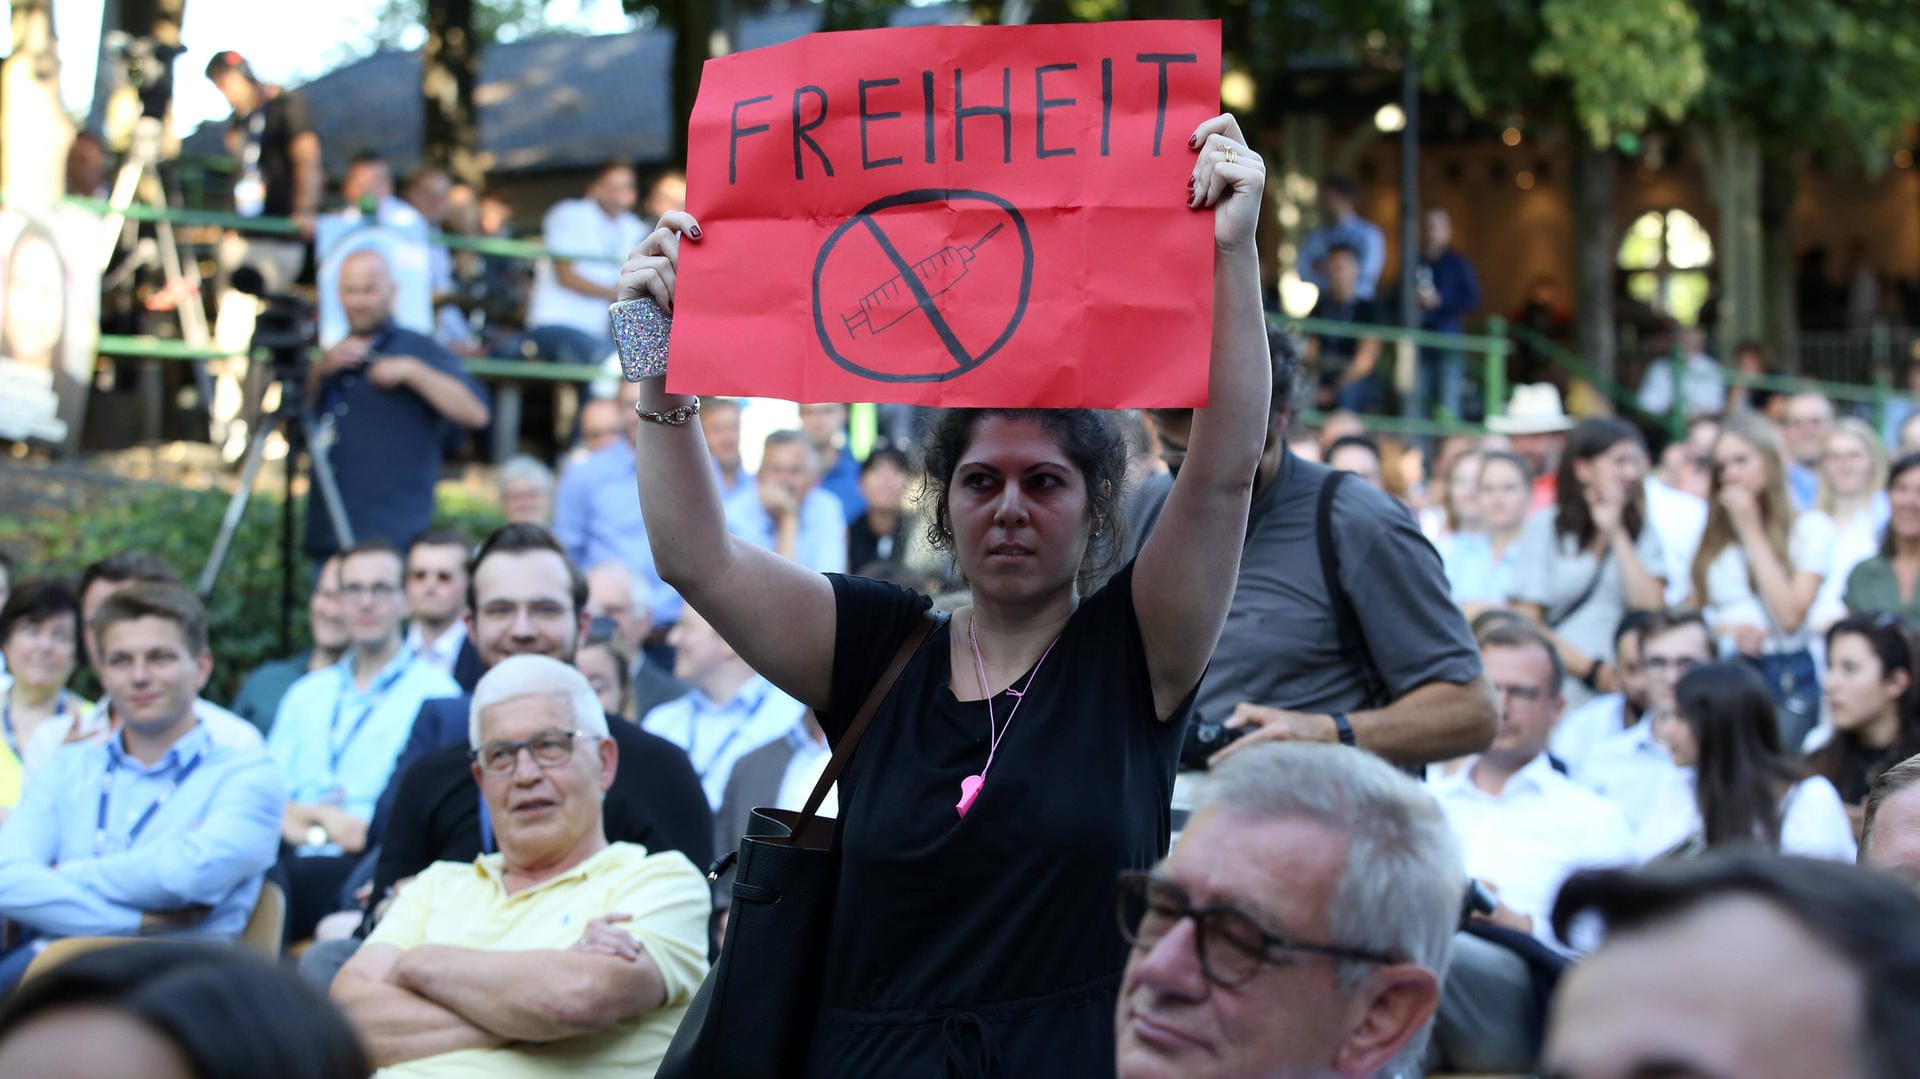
[620,114,1270,1076]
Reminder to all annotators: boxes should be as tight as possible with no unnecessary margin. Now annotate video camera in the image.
[229,266,317,381]
[103,33,186,120]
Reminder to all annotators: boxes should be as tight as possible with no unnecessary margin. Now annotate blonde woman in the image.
[1811,418,1890,636]
[1690,412,1837,749]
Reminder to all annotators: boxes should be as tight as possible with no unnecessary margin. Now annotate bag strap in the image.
[785,609,947,840]
[1546,548,1610,630]
[1316,471,1387,707]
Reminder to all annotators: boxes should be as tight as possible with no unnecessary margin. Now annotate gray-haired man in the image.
[1115,742,1463,1079]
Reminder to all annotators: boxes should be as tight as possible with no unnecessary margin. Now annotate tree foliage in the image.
[370,0,553,50]
[1692,0,1920,169]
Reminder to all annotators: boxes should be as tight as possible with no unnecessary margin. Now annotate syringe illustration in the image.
[841,224,1004,338]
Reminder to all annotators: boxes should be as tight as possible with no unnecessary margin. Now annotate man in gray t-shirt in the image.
[1135,353,1493,768]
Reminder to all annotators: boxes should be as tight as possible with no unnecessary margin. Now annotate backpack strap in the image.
[1316,471,1388,708]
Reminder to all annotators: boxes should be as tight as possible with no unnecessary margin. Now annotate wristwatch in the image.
[1331,713,1357,747]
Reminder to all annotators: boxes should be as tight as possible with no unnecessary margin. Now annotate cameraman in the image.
[304,250,490,563]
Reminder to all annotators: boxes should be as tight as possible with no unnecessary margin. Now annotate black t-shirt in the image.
[1308,293,1379,376]
[367,719,713,928]
[805,562,1190,1077]
[228,89,313,217]
[304,324,487,559]
[846,513,910,573]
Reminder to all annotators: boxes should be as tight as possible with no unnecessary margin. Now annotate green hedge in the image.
[0,484,505,704]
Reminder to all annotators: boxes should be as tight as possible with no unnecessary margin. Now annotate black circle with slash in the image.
[810,189,1033,384]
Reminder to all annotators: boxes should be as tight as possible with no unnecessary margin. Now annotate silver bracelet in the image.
[635,398,701,426]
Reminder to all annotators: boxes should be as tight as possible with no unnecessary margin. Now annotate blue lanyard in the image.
[2,689,68,763]
[686,686,763,781]
[96,746,206,855]
[328,654,411,775]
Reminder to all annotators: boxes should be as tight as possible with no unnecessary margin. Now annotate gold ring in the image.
[1223,144,1237,164]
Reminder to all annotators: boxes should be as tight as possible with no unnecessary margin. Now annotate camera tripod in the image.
[195,357,354,652]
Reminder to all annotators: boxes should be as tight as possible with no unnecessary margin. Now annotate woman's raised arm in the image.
[621,213,838,710]
[1132,115,1273,720]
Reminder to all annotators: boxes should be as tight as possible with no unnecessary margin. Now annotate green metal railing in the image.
[69,196,1916,451]
[1273,314,1512,436]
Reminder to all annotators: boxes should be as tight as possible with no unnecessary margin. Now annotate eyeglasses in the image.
[1492,682,1549,704]
[1114,871,1397,987]
[339,582,400,601]
[470,729,593,773]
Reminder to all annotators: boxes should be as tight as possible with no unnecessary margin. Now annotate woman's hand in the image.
[1719,485,1764,538]
[616,211,702,314]
[1729,622,1768,656]
[1586,482,1626,540]
[1188,114,1265,253]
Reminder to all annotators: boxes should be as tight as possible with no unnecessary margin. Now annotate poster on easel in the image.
[314,215,435,348]
[0,206,103,453]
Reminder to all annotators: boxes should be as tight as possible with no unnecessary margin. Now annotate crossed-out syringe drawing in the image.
[841,223,1004,338]
[811,189,1034,385]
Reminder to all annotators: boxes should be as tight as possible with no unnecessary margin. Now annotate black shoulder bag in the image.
[657,609,947,1079]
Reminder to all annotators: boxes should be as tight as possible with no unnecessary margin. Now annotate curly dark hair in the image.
[920,409,1128,592]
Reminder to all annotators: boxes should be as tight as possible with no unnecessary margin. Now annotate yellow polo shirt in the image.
[368,842,711,1079]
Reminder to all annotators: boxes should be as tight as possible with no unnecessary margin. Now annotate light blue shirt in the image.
[0,723,284,941]
[1572,716,1683,837]
[1439,531,1518,605]
[642,676,809,810]
[723,484,848,573]
[268,647,458,822]
[1297,215,1388,300]
[553,439,684,627]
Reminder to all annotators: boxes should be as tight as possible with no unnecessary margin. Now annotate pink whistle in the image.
[956,774,984,817]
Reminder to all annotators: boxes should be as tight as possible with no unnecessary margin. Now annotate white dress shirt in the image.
[1552,693,1631,776]
[1574,715,1684,837]
[1633,772,1858,863]
[1432,753,1635,951]
[404,620,468,681]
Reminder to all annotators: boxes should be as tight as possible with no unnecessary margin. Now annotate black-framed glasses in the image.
[470,729,593,773]
[1491,681,1549,704]
[1642,656,1701,675]
[1114,871,1397,987]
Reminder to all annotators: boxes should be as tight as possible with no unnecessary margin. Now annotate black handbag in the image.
[656,609,946,1079]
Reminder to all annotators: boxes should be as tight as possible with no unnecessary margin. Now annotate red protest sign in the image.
[671,20,1222,408]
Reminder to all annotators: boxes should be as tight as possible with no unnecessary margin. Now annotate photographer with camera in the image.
[303,249,490,564]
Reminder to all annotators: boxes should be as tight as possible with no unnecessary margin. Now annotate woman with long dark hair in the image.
[1638,661,1855,861]
[617,115,1274,1075]
[1843,450,1920,625]
[1509,417,1668,705]
[1807,614,1920,824]
[1691,412,1837,748]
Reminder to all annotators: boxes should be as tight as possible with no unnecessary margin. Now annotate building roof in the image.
[182,5,972,176]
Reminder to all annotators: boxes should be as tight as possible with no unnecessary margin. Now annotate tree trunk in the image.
[424,0,484,188]
[1571,140,1617,388]
[670,0,712,167]
[2,0,73,205]
[1698,123,1763,354]
[1760,150,1799,374]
